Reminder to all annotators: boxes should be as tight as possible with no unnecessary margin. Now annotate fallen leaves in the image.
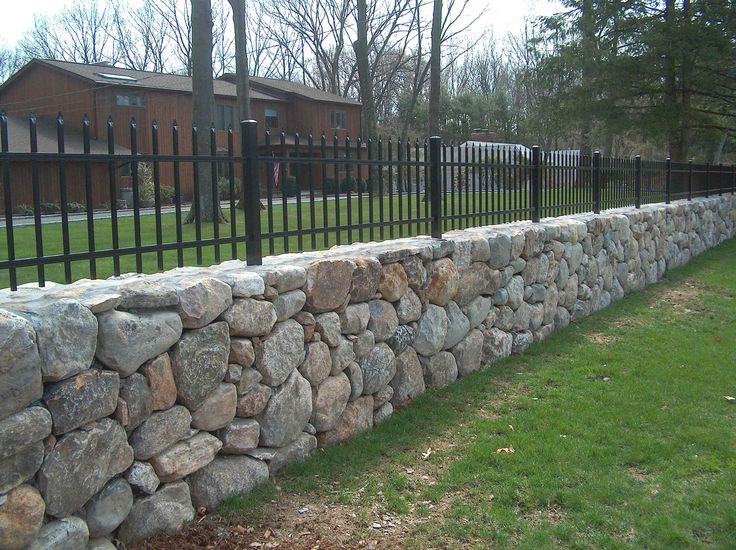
[496,446,515,455]
[421,447,433,460]
[724,396,736,403]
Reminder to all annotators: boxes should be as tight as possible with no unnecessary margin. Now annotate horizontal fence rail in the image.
[1,112,735,290]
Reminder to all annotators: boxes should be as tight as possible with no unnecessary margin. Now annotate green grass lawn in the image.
[0,189,619,289]
[141,237,736,549]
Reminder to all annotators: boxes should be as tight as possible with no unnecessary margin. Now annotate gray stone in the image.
[359,343,397,395]
[218,418,260,454]
[344,362,364,401]
[96,310,182,378]
[43,371,118,436]
[542,284,559,325]
[373,402,393,425]
[420,352,458,389]
[126,461,160,494]
[246,433,317,475]
[395,289,422,324]
[506,276,524,309]
[488,233,512,269]
[255,319,305,386]
[118,373,152,432]
[149,432,222,482]
[236,367,263,396]
[299,341,332,387]
[554,306,571,329]
[329,336,354,375]
[27,517,89,550]
[339,303,370,334]
[349,258,382,303]
[229,337,255,367]
[401,255,427,290]
[236,384,272,417]
[225,363,242,384]
[0,441,44,494]
[314,312,342,347]
[0,407,52,461]
[0,484,45,550]
[129,405,192,461]
[117,482,194,546]
[462,296,492,329]
[171,322,230,410]
[273,290,307,322]
[431,239,455,259]
[492,288,509,306]
[175,278,233,329]
[529,303,544,331]
[353,330,375,360]
[188,455,270,511]
[378,263,409,302]
[265,266,306,293]
[220,298,277,337]
[413,304,448,356]
[372,385,394,409]
[82,478,133,538]
[451,329,484,377]
[512,301,532,332]
[86,538,117,550]
[426,258,460,306]
[310,373,351,432]
[38,419,133,517]
[443,301,470,350]
[390,347,425,407]
[368,300,399,342]
[10,300,98,383]
[511,331,534,354]
[119,280,178,309]
[385,325,416,356]
[191,383,237,431]
[256,370,312,448]
[304,259,354,313]
[304,423,317,435]
[481,327,512,366]
[316,396,373,447]
[0,310,42,421]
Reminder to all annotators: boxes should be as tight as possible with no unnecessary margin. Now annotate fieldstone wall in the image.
[0,195,733,549]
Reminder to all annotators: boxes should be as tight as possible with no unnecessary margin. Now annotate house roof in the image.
[3,114,131,154]
[220,74,360,106]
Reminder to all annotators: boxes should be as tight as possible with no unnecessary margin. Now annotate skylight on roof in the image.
[96,72,137,82]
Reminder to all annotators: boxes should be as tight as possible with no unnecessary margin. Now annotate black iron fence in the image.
[1,113,734,290]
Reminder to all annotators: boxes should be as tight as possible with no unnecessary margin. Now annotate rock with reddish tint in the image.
[225,363,242,384]
[229,337,255,367]
[294,311,316,341]
[38,418,133,517]
[236,367,263,395]
[256,370,312,447]
[175,278,233,329]
[218,418,260,454]
[149,432,222,482]
[395,289,422,324]
[190,383,237,431]
[117,482,194,546]
[450,329,483,377]
[96,310,182,378]
[219,298,276,337]
[118,373,152,432]
[329,336,355,375]
[412,305,448,356]
[359,343,396,395]
[316,396,373,447]
[339,303,370,334]
[246,432,317,475]
[367,300,399,342]
[349,257,382,303]
[310,373,351,432]
[0,484,45,550]
[188,455,269,511]
[236,384,272,417]
[254,319,305,386]
[304,259,354,313]
[141,354,177,411]
[128,406,192,461]
[0,309,43,421]
[425,258,459,306]
[378,263,409,302]
[314,312,342,347]
[170,322,229,410]
[390,347,425,407]
[401,255,427,290]
[420,351,458,389]
[298,341,332,387]
[454,263,494,306]
[272,290,307,322]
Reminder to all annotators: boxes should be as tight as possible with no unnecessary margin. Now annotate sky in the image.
[1,0,564,49]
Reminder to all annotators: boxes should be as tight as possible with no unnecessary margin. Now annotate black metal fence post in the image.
[532,145,541,222]
[592,150,601,214]
[242,120,262,265]
[429,135,442,238]
[635,154,642,208]
[687,159,693,201]
[732,164,736,195]
[665,156,672,204]
[705,162,710,198]
[719,163,724,196]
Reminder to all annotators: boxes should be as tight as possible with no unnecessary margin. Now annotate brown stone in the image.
[349,257,382,303]
[426,258,460,306]
[236,384,272,417]
[316,396,373,447]
[141,354,177,411]
[378,263,409,302]
[0,484,45,550]
[190,383,237,431]
[229,338,255,367]
[310,373,351,432]
[304,259,355,313]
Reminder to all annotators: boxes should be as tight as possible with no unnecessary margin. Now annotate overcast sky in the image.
[2,0,564,49]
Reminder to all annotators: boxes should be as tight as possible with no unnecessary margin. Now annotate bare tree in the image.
[110,2,169,71]
[228,0,251,121]
[151,0,194,75]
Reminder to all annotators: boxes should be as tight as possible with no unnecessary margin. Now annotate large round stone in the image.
[117,482,194,546]
[310,373,351,432]
[149,432,222,482]
[298,341,332,387]
[443,301,470,350]
[349,257,382,303]
[420,352,458,389]
[378,263,408,302]
[256,370,312,448]
[255,319,305,386]
[412,305,448,356]
[128,405,192,461]
[304,259,354,313]
[188,456,269,511]
[190,383,237,431]
[359,343,396,395]
[425,258,459,306]
[450,329,483,377]
[367,300,399,342]
[82,478,133,538]
[390,347,425,407]
[219,298,276,337]
[175,278,233,329]
[316,396,373,447]
[26,516,88,550]
[0,309,42,421]
[0,484,45,550]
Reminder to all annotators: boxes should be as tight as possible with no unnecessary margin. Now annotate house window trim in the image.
[330,110,347,130]
[265,108,279,129]
[116,94,145,107]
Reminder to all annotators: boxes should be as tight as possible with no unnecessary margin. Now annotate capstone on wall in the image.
[0,195,733,549]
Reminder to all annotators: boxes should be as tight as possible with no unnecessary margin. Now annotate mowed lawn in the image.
[137,238,736,550]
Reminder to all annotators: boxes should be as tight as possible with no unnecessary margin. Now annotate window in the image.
[97,72,137,82]
[116,95,145,107]
[265,108,279,129]
[330,110,347,130]
[216,104,235,131]
[120,162,131,177]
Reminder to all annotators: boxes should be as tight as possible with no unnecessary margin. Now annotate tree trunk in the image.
[428,0,442,137]
[186,0,225,224]
[229,0,251,122]
[354,0,376,140]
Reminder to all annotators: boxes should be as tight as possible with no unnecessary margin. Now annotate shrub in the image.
[136,162,175,207]
[13,204,34,216]
[67,202,87,213]
[341,177,367,193]
[323,178,338,195]
[218,176,242,201]
[40,202,61,214]
[282,176,300,197]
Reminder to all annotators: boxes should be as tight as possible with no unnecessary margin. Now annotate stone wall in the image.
[0,195,733,549]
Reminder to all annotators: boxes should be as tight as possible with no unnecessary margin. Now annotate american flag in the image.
[273,161,280,190]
